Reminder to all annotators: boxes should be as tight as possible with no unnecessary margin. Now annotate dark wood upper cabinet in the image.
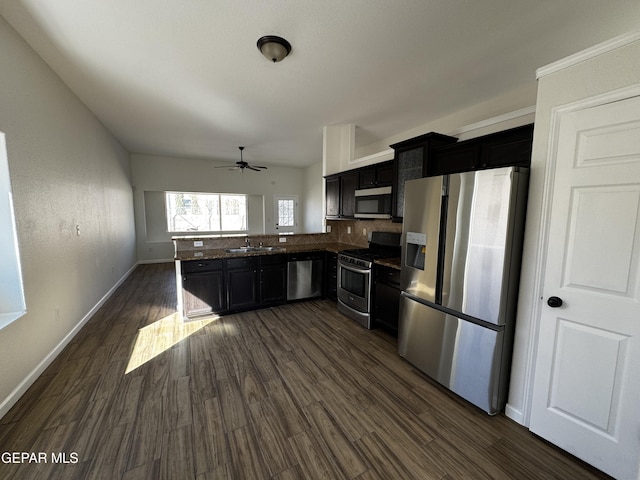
[480,124,534,168]
[340,170,358,218]
[431,124,533,175]
[325,169,358,219]
[390,132,457,221]
[358,160,394,189]
[325,174,341,218]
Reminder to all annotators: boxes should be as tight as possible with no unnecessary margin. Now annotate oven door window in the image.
[341,267,367,298]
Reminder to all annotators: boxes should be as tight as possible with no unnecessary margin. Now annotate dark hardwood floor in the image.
[0,263,611,479]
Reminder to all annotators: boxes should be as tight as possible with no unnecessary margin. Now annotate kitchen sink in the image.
[225,246,285,253]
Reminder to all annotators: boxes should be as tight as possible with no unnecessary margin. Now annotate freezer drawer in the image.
[398,294,507,414]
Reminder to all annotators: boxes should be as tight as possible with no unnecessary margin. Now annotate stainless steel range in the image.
[337,231,401,329]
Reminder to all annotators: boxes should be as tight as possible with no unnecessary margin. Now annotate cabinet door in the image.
[325,175,341,218]
[227,267,258,311]
[374,281,400,335]
[358,167,377,189]
[394,146,424,219]
[376,161,394,187]
[374,265,401,334]
[260,263,287,305]
[431,141,481,175]
[359,161,394,189]
[481,125,533,168]
[183,271,226,317]
[340,171,359,218]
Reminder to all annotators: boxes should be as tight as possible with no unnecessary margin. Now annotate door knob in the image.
[547,296,563,308]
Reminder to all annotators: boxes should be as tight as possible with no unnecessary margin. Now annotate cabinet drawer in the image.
[260,253,287,266]
[181,259,223,274]
[226,257,259,269]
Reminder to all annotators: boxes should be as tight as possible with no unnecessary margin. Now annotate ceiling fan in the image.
[216,146,267,172]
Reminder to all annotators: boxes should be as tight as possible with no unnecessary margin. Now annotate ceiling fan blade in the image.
[212,148,266,172]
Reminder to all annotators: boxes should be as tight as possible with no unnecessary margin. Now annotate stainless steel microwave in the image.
[354,186,392,219]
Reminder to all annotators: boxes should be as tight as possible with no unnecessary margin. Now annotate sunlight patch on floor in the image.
[125,312,218,373]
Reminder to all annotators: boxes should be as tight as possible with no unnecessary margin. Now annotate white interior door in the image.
[529,94,640,479]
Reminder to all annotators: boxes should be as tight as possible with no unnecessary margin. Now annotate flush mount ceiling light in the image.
[257,35,291,63]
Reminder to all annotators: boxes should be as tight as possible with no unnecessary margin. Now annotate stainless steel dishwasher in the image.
[287,252,324,301]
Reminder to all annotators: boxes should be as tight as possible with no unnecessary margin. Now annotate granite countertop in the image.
[176,242,360,261]
[375,257,402,270]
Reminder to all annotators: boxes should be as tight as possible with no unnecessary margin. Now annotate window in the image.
[166,192,247,233]
[277,198,295,227]
[0,132,26,330]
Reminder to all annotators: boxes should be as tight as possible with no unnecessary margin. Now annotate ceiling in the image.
[1,1,639,168]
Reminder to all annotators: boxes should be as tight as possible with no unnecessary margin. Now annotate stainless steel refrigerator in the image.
[398,166,529,414]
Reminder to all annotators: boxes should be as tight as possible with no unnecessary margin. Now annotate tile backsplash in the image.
[173,219,402,253]
[326,219,402,247]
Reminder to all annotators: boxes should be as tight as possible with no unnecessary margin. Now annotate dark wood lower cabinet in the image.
[226,257,259,312]
[373,265,401,335]
[182,271,226,317]
[260,254,287,306]
[181,254,290,317]
[181,259,226,317]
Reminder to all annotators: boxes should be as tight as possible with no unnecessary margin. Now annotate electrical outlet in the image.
[279,237,287,243]
[362,228,367,236]
[326,225,331,233]
[347,226,352,234]
[194,240,203,247]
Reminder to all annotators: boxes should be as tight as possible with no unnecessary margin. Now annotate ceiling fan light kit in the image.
[257,35,291,63]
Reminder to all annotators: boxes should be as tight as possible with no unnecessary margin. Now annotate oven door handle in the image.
[338,262,371,275]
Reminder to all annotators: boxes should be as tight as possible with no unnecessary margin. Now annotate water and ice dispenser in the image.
[405,232,427,270]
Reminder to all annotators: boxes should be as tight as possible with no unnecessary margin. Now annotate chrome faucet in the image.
[245,237,251,247]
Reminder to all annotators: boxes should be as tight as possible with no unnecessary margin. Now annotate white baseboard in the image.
[0,262,139,419]
[504,403,525,426]
[138,258,174,264]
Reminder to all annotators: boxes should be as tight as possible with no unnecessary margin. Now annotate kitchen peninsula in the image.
[173,225,404,328]
[174,232,358,318]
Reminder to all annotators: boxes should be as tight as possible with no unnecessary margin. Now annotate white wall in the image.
[131,153,323,262]
[0,18,136,415]
[507,31,640,425]
[302,161,324,233]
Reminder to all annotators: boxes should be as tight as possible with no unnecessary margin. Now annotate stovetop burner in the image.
[339,231,401,268]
